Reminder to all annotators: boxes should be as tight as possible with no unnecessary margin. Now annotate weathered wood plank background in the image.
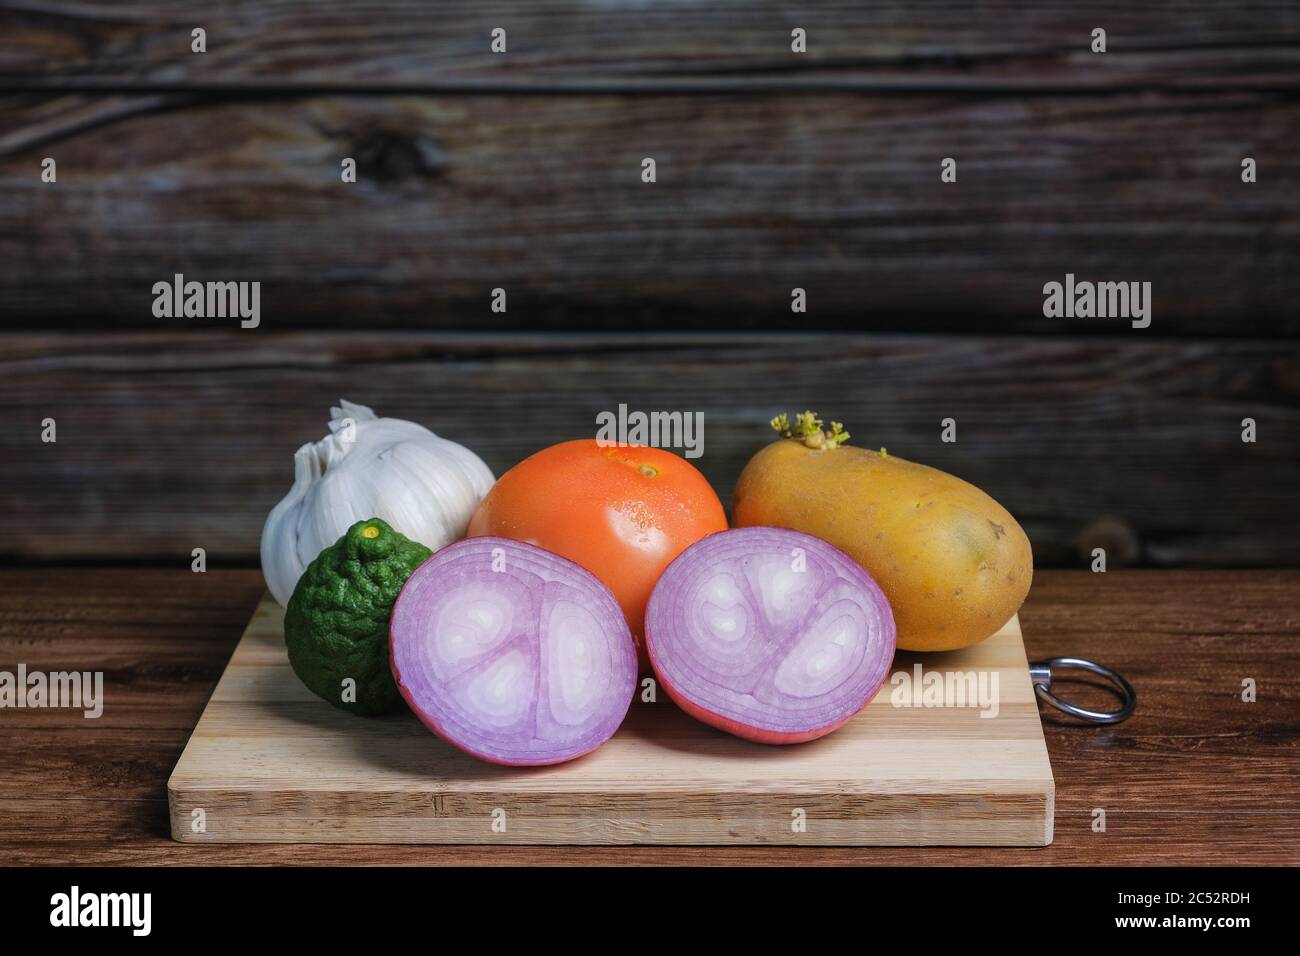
[5,332,1297,566]
[2,91,1299,332]
[4,2,1299,90]
[0,1,1297,564]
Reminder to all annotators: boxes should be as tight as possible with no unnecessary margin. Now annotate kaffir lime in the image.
[284,518,431,714]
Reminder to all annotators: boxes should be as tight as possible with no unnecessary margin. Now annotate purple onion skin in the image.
[646,527,896,744]
[391,536,638,766]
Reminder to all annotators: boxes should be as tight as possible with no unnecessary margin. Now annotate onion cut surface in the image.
[390,537,637,765]
[645,527,896,744]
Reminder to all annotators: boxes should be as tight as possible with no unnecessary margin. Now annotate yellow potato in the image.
[733,436,1032,652]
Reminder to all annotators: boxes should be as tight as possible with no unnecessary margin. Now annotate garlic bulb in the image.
[261,400,494,605]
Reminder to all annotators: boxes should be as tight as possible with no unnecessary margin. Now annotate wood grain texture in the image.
[3,2,1298,90]
[3,331,1297,565]
[166,596,1053,846]
[1,89,1297,333]
[0,568,1296,864]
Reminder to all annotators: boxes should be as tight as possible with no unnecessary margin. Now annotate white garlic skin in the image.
[260,400,495,605]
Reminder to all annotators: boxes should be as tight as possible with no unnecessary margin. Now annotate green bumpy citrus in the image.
[284,518,432,715]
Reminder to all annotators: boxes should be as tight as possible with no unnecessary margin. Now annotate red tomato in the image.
[467,440,728,668]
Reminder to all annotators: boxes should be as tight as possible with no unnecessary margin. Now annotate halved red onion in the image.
[645,527,896,744]
[390,537,637,766]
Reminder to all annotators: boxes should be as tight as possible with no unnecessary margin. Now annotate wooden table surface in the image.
[1,567,1296,866]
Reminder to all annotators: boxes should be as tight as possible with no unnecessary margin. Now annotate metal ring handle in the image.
[1028,657,1136,724]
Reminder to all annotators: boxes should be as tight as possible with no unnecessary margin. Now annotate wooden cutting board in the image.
[168,595,1054,845]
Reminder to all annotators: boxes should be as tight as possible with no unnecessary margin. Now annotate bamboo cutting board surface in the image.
[168,595,1054,846]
